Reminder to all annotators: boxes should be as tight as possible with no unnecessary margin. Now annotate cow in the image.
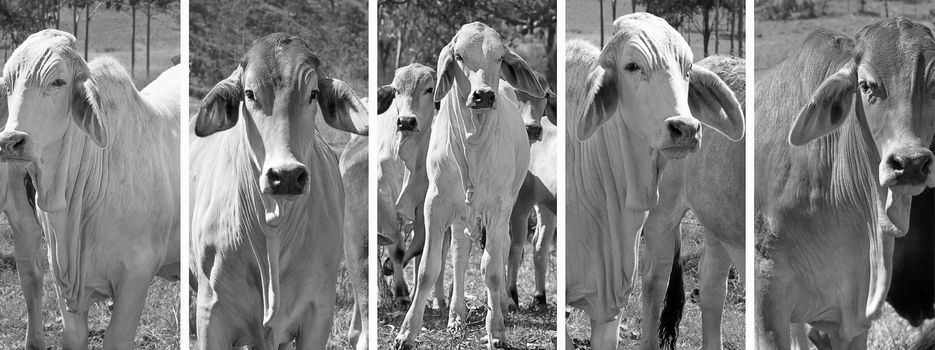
[754,18,935,349]
[639,55,746,350]
[0,29,181,349]
[190,33,368,349]
[565,13,744,349]
[374,64,441,306]
[393,22,548,349]
[887,186,935,326]
[341,123,369,350]
[0,77,47,350]
[506,73,558,308]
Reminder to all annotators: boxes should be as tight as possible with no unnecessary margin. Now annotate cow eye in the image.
[424,88,433,95]
[245,90,255,100]
[455,54,463,61]
[624,63,640,73]
[309,89,319,101]
[859,81,871,94]
[51,79,66,87]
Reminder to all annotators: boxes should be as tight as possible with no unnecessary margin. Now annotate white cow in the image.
[393,22,547,349]
[565,13,744,349]
[0,29,181,349]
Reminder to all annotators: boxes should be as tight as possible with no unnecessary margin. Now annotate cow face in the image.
[378,64,437,140]
[513,72,557,143]
[194,33,367,225]
[575,13,745,160]
[789,19,935,233]
[0,30,104,165]
[435,22,547,113]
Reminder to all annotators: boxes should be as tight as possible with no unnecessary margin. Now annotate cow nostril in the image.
[296,169,308,187]
[267,169,282,186]
[920,157,932,175]
[888,155,905,172]
[11,137,25,151]
[668,123,683,138]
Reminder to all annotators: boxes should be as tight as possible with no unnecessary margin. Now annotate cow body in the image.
[755,20,935,349]
[887,186,935,326]
[340,132,369,350]
[0,29,181,349]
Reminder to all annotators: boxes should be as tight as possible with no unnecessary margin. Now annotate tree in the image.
[130,0,136,78]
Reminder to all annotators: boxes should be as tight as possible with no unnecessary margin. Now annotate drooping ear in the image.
[688,65,745,141]
[194,66,243,137]
[789,63,856,146]
[71,69,108,148]
[501,48,547,98]
[576,59,619,141]
[377,85,396,114]
[318,78,369,135]
[545,90,557,125]
[434,42,457,102]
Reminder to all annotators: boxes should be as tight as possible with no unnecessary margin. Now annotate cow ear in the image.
[545,90,557,125]
[501,49,547,99]
[317,78,369,136]
[195,66,243,137]
[789,64,855,146]
[576,61,618,141]
[688,65,745,141]
[378,85,396,114]
[435,42,457,102]
[71,70,108,148]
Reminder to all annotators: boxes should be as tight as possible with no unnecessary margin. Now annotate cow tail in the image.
[658,241,685,350]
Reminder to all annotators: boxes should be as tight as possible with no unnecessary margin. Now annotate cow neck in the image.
[446,85,496,207]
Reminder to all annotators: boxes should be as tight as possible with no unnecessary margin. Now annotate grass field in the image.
[565,0,746,348]
[377,234,558,349]
[754,1,932,348]
[0,6,181,349]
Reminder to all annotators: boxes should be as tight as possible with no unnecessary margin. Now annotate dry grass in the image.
[377,236,558,349]
[563,212,745,349]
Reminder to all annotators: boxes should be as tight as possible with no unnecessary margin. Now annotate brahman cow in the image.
[887,185,935,326]
[190,33,367,348]
[375,64,441,306]
[0,29,181,349]
[565,13,744,349]
[755,18,935,349]
[393,22,547,349]
[506,73,558,308]
[639,55,746,350]
[0,78,47,350]
[341,124,369,350]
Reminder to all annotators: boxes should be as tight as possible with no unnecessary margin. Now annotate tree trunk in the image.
[131,2,136,79]
[714,0,720,54]
[146,3,151,79]
[394,27,403,69]
[702,6,710,57]
[72,0,78,37]
[84,0,90,58]
[729,3,734,55]
[599,0,604,46]
[737,0,743,57]
[884,0,888,17]
[632,0,635,13]
[611,0,616,22]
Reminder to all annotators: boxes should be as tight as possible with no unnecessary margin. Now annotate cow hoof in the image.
[533,294,547,306]
[481,335,507,349]
[431,297,447,310]
[395,296,411,308]
[508,302,519,313]
[393,338,413,350]
[447,319,465,332]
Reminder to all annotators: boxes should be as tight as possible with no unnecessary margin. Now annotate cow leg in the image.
[394,196,452,349]
[448,222,472,330]
[388,237,411,306]
[699,238,732,350]
[590,310,622,350]
[532,205,555,306]
[103,275,153,350]
[295,297,338,350]
[59,298,90,350]
[790,323,811,350]
[756,276,792,349]
[507,194,534,311]
[431,231,450,310]
[481,213,511,349]
[195,287,236,349]
[639,205,685,350]
[345,235,368,349]
[7,208,45,350]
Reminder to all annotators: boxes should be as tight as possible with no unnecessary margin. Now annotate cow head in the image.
[194,33,368,226]
[0,30,106,211]
[789,18,935,234]
[378,64,437,163]
[576,13,745,158]
[511,71,557,143]
[435,22,547,115]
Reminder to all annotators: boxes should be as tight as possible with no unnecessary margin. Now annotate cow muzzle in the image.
[881,147,935,195]
[0,130,32,164]
[468,88,496,110]
[658,116,701,159]
[397,115,418,133]
[264,163,309,197]
[525,123,542,142]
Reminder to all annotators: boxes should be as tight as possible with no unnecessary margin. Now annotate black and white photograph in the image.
[188,0,368,348]
[0,1,182,349]
[376,1,557,349]
[564,0,747,349]
[754,0,935,348]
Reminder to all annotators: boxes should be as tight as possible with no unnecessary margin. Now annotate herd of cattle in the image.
[0,10,932,350]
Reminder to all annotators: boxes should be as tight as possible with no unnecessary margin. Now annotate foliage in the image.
[378,0,556,86]
[189,0,367,97]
